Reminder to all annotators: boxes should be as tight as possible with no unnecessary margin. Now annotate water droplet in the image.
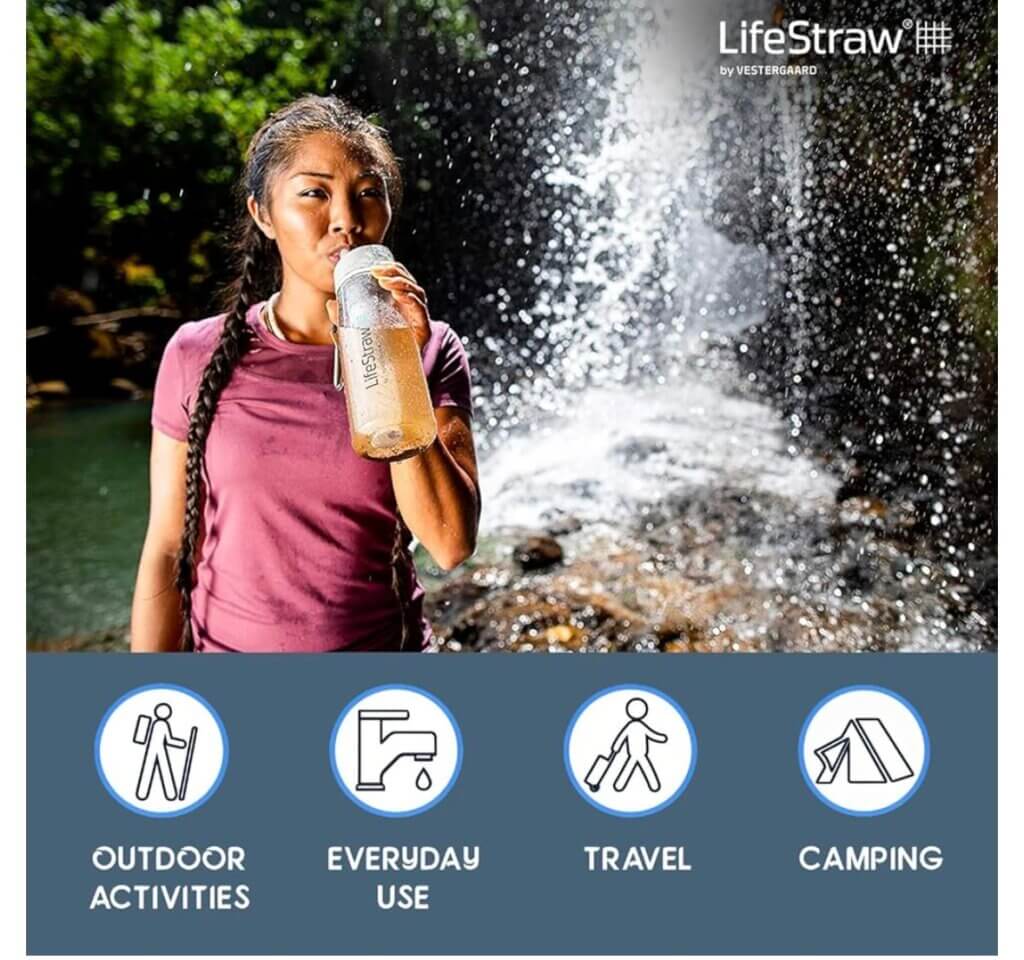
[415,767,432,791]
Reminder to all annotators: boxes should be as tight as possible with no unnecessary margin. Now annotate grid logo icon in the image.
[915,21,953,54]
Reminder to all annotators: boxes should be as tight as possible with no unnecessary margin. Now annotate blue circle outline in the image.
[563,684,698,818]
[328,684,463,818]
[93,682,229,819]
[797,683,930,817]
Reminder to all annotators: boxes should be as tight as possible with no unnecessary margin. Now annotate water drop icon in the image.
[415,767,432,791]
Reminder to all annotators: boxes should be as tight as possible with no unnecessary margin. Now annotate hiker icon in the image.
[133,703,198,803]
[799,685,929,817]
[566,685,696,817]
[330,685,462,818]
[95,684,228,818]
[585,697,668,793]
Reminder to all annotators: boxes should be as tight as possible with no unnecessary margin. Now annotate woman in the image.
[130,95,479,652]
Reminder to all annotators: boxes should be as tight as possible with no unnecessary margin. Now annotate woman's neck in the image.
[271,276,334,345]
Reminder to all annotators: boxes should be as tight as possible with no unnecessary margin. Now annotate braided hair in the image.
[174,95,403,649]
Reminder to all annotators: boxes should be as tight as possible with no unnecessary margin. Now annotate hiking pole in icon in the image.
[179,725,199,800]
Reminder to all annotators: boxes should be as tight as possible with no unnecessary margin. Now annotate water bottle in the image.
[332,244,437,461]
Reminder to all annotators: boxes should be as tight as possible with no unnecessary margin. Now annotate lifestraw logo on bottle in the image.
[359,328,380,389]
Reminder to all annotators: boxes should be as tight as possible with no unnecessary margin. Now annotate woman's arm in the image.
[130,429,188,651]
[327,264,480,569]
[390,406,480,571]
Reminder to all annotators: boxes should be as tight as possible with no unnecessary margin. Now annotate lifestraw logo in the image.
[719,18,953,57]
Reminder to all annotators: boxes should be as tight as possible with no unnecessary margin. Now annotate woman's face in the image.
[249,130,392,296]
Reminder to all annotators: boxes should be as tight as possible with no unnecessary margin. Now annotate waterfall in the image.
[477,0,795,531]
[434,1,989,653]
[479,2,773,435]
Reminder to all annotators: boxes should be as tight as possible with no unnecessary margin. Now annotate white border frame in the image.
[8,0,1015,957]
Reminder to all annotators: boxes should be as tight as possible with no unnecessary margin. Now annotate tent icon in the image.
[813,718,914,784]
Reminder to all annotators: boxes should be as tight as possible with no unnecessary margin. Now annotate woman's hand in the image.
[372,262,431,350]
[324,261,431,351]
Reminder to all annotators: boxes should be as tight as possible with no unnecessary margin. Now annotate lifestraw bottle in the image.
[333,244,437,461]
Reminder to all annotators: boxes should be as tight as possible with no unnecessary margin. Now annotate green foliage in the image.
[27,0,484,319]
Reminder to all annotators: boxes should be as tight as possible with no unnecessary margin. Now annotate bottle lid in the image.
[333,244,394,288]
[371,427,405,450]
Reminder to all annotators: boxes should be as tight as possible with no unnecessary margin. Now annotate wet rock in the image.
[611,437,668,464]
[513,535,564,571]
[427,565,649,652]
[542,624,584,649]
[660,638,693,653]
[28,626,129,652]
[567,479,601,499]
[425,478,993,654]
[545,514,583,536]
[110,377,145,399]
[835,471,871,501]
[766,605,901,653]
[31,380,71,395]
[838,559,875,592]
[838,496,887,526]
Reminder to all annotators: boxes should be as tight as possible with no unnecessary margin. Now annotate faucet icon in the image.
[356,709,437,791]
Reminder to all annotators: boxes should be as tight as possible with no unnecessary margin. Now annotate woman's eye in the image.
[301,188,328,199]
[360,188,384,198]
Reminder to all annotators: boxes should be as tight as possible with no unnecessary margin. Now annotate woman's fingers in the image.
[375,275,427,302]
[370,261,411,278]
[371,262,428,305]
[327,278,428,349]
[371,262,421,289]
[395,290,428,311]
[368,263,430,348]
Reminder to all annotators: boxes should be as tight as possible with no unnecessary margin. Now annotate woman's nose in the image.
[329,195,362,237]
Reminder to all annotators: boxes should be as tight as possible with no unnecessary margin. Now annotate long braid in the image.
[175,220,267,649]
[390,515,411,651]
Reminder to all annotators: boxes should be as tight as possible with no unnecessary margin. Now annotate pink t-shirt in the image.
[150,301,473,653]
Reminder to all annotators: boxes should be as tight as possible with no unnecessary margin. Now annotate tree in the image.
[27,0,485,323]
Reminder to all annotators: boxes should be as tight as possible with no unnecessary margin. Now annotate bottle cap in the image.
[333,244,394,289]
[370,427,405,450]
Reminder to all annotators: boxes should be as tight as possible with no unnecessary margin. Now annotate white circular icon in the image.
[564,685,696,817]
[95,684,228,818]
[799,685,929,816]
[329,685,462,817]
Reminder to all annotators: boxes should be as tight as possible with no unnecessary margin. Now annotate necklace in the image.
[263,292,287,340]
[265,291,344,391]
